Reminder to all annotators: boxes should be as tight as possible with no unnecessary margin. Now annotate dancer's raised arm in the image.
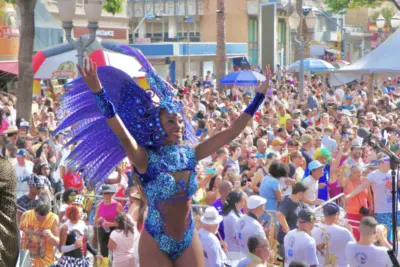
[77,59,148,173]
[195,67,270,161]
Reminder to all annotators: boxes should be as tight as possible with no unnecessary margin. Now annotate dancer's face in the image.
[160,109,184,145]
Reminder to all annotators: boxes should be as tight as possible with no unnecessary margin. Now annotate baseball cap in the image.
[379,155,390,164]
[323,202,340,216]
[20,121,30,128]
[298,209,315,223]
[28,174,46,188]
[308,160,325,171]
[247,195,267,209]
[16,149,27,157]
[271,137,285,146]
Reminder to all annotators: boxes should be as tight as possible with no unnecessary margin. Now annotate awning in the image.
[0,61,18,75]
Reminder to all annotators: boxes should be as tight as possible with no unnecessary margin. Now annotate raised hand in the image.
[76,58,102,93]
[255,64,271,95]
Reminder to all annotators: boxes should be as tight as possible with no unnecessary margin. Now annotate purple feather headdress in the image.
[54,46,197,187]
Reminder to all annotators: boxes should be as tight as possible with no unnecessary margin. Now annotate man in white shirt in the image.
[321,126,336,154]
[345,216,392,267]
[237,195,267,254]
[345,155,400,233]
[14,149,34,199]
[311,202,354,267]
[284,209,319,267]
[237,235,270,267]
[302,161,325,207]
[198,207,226,267]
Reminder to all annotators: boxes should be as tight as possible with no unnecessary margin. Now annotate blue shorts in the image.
[375,212,400,240]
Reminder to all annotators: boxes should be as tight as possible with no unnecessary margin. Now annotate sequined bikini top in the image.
[135,145,198,204]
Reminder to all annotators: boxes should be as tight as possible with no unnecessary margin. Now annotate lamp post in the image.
[184,16,194,76]
[155,13,164,42]
[376,13,400,42]
[57,0,102,71]
[288,11,316,101]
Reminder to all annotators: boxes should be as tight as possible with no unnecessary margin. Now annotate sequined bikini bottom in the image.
[144,195,195,260]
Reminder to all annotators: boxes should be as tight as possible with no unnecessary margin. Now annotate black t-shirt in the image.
[300,147,313,166]
[277,196,305,244]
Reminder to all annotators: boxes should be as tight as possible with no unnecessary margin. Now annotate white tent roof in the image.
[335,28,400,74]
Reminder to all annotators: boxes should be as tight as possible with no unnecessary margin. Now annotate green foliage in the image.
[4,0,16,4]
[371,10,380,21]
[324,0,381,13]
[103,0,124,15]
[381,7,395,24]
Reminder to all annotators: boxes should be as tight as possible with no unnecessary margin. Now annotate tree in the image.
[5,0,124,123]
[6,0,37,123]
[216,0,226,88]
[324,0,400,13]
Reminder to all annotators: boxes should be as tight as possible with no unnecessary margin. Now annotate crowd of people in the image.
[1,64,400,267]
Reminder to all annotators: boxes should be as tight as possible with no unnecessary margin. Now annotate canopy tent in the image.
[334,28,400,74]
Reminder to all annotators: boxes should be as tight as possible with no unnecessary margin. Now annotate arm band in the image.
[244,92,265,116]
[93,88,117,119]
[86,242,98,256]
[60,244,76,253]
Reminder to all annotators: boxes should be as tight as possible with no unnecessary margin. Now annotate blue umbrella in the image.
[220,70,266,86]
[287,58,335,73]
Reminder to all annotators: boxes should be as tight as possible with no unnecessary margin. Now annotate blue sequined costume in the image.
[54,45,199,260]
[135,145,198,259]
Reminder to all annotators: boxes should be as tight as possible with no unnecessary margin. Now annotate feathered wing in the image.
[55,66,162,187]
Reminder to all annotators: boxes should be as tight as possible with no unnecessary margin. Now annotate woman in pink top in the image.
[339,164,373,240]
[94,184,124,267]
[108,213,138,267]
[0,110,9,135]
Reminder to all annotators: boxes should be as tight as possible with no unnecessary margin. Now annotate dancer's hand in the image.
[77,58,102,93]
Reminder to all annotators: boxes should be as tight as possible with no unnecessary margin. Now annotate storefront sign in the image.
[0,1,19,61]
[97,30,115,37]
[74,27,127,40]
[135,38,151,43]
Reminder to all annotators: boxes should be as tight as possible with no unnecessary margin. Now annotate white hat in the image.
[247,195,266,210]
[200,207,223,225]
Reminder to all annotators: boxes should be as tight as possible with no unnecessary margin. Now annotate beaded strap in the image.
[244,92,265,116]
[93,88,117,119]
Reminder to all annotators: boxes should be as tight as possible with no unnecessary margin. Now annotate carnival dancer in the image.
[57,195,103,267]
[54,46,270,267]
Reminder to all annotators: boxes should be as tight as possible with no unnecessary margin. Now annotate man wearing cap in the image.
[311,202,354,267]
[321,126,336,154]
[16,174,46,223]
[14,149,34,199]
[237,235,270,267]
[345,217,392,267]
[198,207,226,267]
[302,161,325,207]
[337,140,365,178]
[266,137,286,159]
[276,183,308,258]
[284,209,318,267]
[18,121,30,138]
[237,195,267,254]
[299,134,314,166]
[346,155,400,232]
